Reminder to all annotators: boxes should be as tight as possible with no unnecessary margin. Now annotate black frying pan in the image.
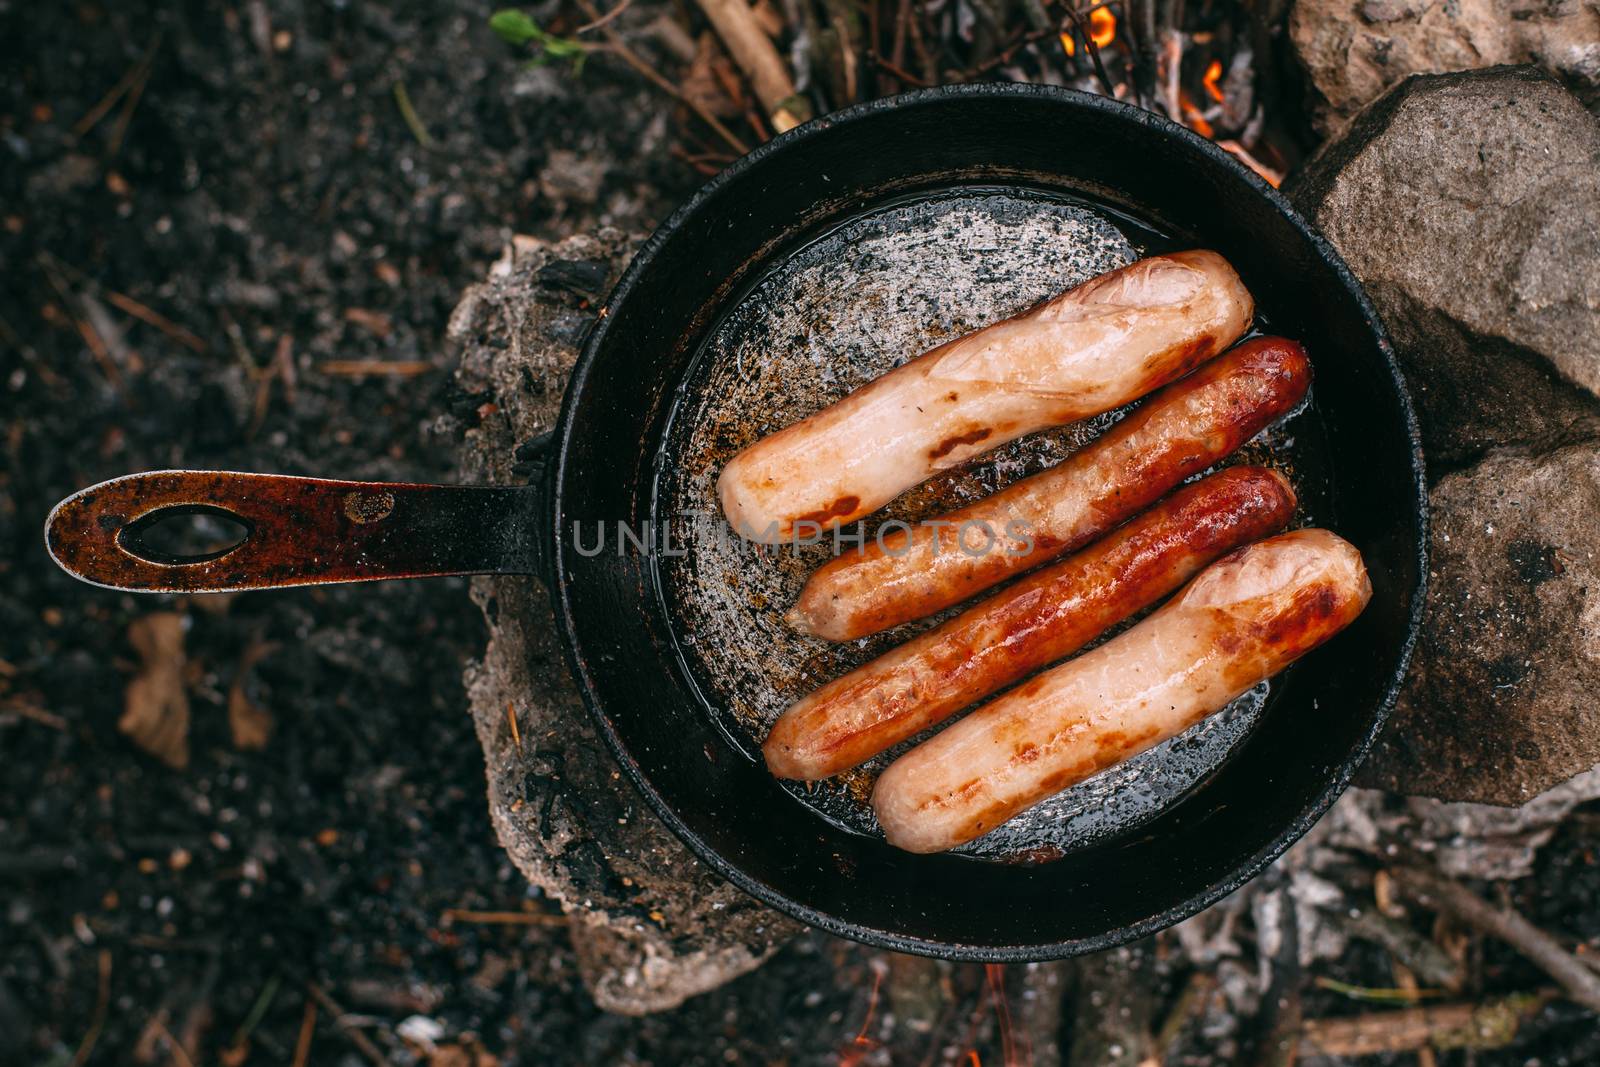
[45,84,1427,960]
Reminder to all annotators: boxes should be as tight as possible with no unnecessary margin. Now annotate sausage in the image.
[788,336,1310,640]
[871,529,1370,854]
[763,466,1296,780]
[718,251,1255,543]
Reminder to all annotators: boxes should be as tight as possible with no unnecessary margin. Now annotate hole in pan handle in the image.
[43,461,552,594]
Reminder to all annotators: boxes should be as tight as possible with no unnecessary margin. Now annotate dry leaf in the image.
[120,612,190,769]
[228,639,277,751]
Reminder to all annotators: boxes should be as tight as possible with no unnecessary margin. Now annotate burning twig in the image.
[1060,5,1118,98]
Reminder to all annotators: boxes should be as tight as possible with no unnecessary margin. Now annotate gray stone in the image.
[1290,67,1600,466]
[1289,0,1600,133]
[1365,443,1600,804]
[448,231,796,1015]
[1288,68,1600,804]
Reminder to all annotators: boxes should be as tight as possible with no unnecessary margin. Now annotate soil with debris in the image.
[5,1,1600,1065]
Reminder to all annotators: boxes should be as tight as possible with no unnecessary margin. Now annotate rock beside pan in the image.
[1289,0,1600,134]
[1288,67,1600,804]
[446,230,796,1015]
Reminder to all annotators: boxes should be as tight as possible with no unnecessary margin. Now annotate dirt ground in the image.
[6,2,1600,1065]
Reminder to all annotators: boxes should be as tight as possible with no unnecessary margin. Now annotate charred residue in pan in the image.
[651,186,1334,861]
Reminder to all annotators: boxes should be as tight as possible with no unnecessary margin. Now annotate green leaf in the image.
[489,9,542,45]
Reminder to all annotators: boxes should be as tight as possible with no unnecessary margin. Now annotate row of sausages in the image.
[716,250,1371,854]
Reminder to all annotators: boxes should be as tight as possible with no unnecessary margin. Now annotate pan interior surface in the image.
[553,85,1424,957]
[653,186,1332,861]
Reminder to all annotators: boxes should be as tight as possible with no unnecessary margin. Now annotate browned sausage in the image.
[872,529,1371,854]
[763,466,1297,780]
[788,336,1310,641]
[718,251,1254,542]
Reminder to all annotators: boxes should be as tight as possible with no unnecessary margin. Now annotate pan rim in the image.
[550,82,1429,960]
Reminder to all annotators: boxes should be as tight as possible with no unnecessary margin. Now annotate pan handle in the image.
[44,466,550,594]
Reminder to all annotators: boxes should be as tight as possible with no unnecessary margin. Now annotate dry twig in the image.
[316,360,433,377]
[291,997,318,1067]
[1299,990,1555,1057]
[573,0,750,155]
[441,908,567,926]
[1391,864,1600,1013]
[305,983,390,1067]
[69,950,112,1067]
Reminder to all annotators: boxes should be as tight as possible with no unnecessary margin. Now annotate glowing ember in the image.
[1203,59,1225,103]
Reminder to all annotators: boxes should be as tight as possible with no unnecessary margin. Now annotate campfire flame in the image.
[1088,6,1117,48]
[1059,4,1116,57]
[837,961,885,1066]
[1178,89,1215,139]
[985,963,1032,1067]
[1202,59,1224,103]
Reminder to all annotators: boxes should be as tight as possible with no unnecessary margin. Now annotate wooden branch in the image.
[1391,864,1600,1013]
[693,0,809,131]
[1300,991,1555,1057]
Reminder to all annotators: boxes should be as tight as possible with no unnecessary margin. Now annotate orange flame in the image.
[985,964,1033,1066]
[1179,89,1214,138]
[1203,59,1225,103]
[1059,5,1116,58]
[837,964,885,1066]
[1088,6,1116,48]
[1218,139,1285,187]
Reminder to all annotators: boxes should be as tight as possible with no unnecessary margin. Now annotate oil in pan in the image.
[651,184,1331,861]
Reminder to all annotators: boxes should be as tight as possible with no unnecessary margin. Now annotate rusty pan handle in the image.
[45,469,549,593]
